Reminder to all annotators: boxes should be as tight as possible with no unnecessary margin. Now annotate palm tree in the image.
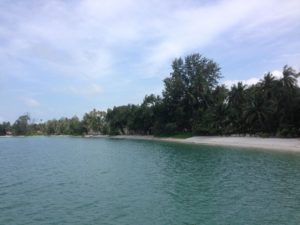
[257,73,280,132]
[260,72,275,99]
[278,65,300,135]
[244,86,273,134]
[281,65,299,89]
[227,82,247,134]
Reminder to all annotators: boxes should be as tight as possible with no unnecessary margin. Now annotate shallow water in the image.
[0,136,300,225]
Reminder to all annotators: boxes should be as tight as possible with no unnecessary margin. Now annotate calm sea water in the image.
[0,136,300,225]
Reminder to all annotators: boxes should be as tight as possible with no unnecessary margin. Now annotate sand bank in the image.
[86,135,300,152]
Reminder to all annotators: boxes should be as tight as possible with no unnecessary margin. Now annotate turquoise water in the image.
[0,137,300,225]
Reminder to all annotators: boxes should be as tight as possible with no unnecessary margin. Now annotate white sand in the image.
[86,135,300,152]
[184,136,300,152]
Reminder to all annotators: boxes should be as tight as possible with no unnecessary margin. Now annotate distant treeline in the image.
[1,54,300,137]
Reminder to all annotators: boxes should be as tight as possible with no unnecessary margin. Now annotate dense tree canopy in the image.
[1,53,299,137]
[0,122,10,135]
[82,109,107,134]
[13,114,31,135]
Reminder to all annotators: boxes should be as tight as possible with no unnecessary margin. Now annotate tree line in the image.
[1,53,299,137]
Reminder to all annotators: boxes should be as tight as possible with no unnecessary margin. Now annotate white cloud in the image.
[272,70,283,79]
[1,0,300,80]
[223,69,300,88]
[1,0,300,122]
[224,77,260,88]
[24,98,40,107]
[61,84,103,96]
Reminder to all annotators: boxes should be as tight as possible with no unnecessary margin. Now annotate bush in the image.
[192,122,210,135]
[277,125,298,137]
[152,122,178,136]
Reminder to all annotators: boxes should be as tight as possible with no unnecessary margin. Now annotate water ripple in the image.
[0,137,300,225]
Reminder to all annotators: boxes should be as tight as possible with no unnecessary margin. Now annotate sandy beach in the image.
[86,135,300,152]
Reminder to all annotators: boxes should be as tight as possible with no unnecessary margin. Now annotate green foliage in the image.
[13,114,31,135]
[82,109,107,134]
[170,132,193,139]
[160,53,221,134]
[44,117,85,135]
[0,125,5,136]
[0,122,11,135]
[106,105,135,135]
[3,54,300,138]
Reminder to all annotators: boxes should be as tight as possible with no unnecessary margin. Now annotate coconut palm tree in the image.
[227,82,247,134]
[244,86,274,134]
[257,73,281,132]
[278,65,300,135]
[281,65,299,89]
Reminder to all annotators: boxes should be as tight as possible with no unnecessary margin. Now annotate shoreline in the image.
[2,134,299,153]
[85,135,300,153]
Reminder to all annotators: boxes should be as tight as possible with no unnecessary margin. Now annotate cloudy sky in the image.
[0,0,300,122]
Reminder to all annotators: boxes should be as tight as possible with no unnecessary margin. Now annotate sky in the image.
[0,0,300,123]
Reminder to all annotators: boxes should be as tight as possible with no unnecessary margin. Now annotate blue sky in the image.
[0,0,300,123]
